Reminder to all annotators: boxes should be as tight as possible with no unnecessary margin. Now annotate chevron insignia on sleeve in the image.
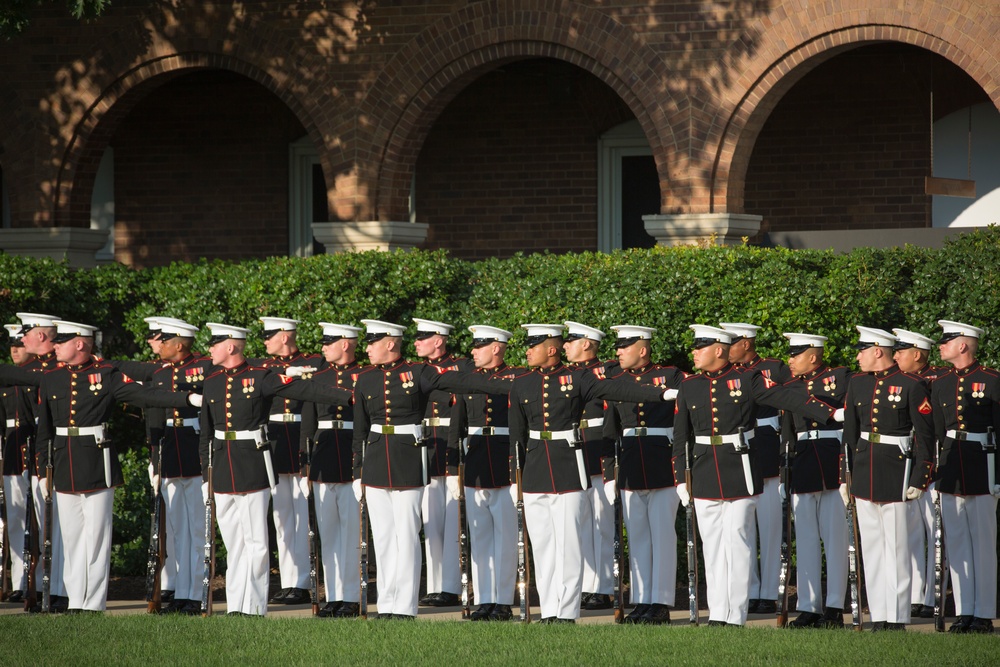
[918,397,932,414]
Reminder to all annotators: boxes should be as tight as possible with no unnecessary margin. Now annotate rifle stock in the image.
[457,437,472,619]
[515,442,530,623]
[201,442,215,617]
[777,438,793,628]
[611,437,624,623]
[305,438,319,616]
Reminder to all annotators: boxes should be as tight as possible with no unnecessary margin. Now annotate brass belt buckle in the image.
[382,425,396,435]
[869,433,881,443]
[539,430,553,440]
[66,426,80,437]
[708,435,724,445]
[224,431,238,440]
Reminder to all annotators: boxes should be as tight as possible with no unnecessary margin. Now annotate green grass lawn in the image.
[1,615,996,666]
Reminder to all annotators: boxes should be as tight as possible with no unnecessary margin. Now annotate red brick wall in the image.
[416,59,632,260]
[745,45,934,234]
[110,71,306,267]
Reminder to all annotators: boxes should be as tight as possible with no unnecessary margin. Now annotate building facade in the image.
[0,1,998,267]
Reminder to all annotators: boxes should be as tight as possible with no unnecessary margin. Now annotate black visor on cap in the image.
[365,331,390,344]
[614,336,642,349]
[525,334,557,348]
[787,344,812,357]
[692,337,720,349]
[10,339,24,348]
[854,341,877,351]
[892,340,915,351]
[564,332,586,342]
[19,324,36,333]
[52,332,88,344]
[936,331,962,345]
[260,329,283,341]
[471,337,498,348]
[208,334,232,346]
[145,330,161,340]
[414,330,443,340]
[158,332,181,342]
[321,335,345,345]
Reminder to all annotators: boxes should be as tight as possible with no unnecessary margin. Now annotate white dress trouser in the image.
[272,473,310,589]
[523,490,589,620]
[368,486,423,616]
[422,475,460,594]
[907,489,937,606]
[695,496,756,625]
[747,477,780,601]
[623,487,679,606]
[57,488,114,611]
[941,493,998,619]
[581,474,614,595]
[162,477,205,601]
[3,473,29,590]
[792,489,847,613]
[856,498,911,623]
[33,475,66,596]
[467,486,517,605]
[216,489,271,615]
[315,481,360,603]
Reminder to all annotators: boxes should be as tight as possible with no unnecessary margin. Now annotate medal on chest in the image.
[243,378,255,394]
[88,373,103,393]
[400,371,414,389]
[887,385,902,402]
[559,375,573,392]
[823,375,837,392]
[727,378,742,397]
[971,382,985,399]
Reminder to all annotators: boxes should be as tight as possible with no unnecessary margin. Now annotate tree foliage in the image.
[1,0,113,39]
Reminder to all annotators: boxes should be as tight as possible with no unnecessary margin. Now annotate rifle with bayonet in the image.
[457,435,472,619]
[684,434,699,625]
[777,436,793,627]
[41,438,53,613]
[843,438,863,631]
[305,437,320,616]
[145,439,167,613]
[358,441,369,619]
[200,439,215,617]
[515,441,531,623]
[932,435,946,632]
[0,433,9,601]
[611,436,624,623]
[23,436,39,612]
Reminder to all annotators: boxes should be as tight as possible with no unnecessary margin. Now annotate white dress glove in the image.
[152,475,160,491]
[833,408,845,423]
[446,475,461,501]
[353,479,363,502]
[778,482,786,501]
[284,366,317,378]
[990,485,1000,498]
[603,480,616,506]
[661,388,679,401]
[905,486,923,501]
[40,482,50,501]
[839,483,850,506]
[147,461,156,486]
[201,482,209,502]
[187,393,203,407]
[676,482,690,507]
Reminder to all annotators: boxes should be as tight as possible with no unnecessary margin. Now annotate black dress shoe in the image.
[160,590,175,603]
[707,619,728,627]
[422,592,460,607]
[822,608,845,629]
[333,602,360,618]
[538,617,556,624]
[489,604,513,621]
[317,601,342,618]
[624,604,651,624]
[419,592,440,605]
[950,616,974,633]
[281,588,310,605]
[50,596,69,614]
[227,611,255,617]
[753,600,777,614]
[788,611,823,628]
[161,598,190,614]
[640,603,672,625]
[910,603,923,617]
[918,604,935,618]
[580,593,594,607]
[269,588,291,604]
[747,599,761,613]
[470,604,495,621]
[180,599,202,615]
[870,621,888,632]
[553,618,575,624]
[392,614,416,620]
[967,618,995,634]
[583,593,613,610]
[7,590,24,604]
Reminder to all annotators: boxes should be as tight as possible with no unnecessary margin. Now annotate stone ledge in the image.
[312,221,429,252]
[0,227,110,268]
[642,213,762,247]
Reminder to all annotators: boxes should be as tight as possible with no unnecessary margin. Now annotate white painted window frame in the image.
[597,119,653,252]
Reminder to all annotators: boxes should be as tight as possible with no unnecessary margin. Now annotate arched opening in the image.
[742,43,990,241]
[413,58,650,259]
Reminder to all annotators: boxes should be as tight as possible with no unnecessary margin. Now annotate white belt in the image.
[318,420,354,431]
[579,418,604,429]
[756,416,780,431]
[468,426,509,437]
[269,414,302,423]
[695,429,754,446]
[861,431,912,447]
[529,429,576,442]
[214,429,265,443]
[422,417,451,428]
[797,429,843,442]
[56,425,106,440]
[945,429,988,445]
[166,417,201,429]
[622,427,674,439]
[5,419,16,428]
[371,424,422,436]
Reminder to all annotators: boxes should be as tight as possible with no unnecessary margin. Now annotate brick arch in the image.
[51,10,334,227]
[709,12,1000,213]
[356,0,680,221]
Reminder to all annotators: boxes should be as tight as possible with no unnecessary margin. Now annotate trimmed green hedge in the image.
[3,225,999,574]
